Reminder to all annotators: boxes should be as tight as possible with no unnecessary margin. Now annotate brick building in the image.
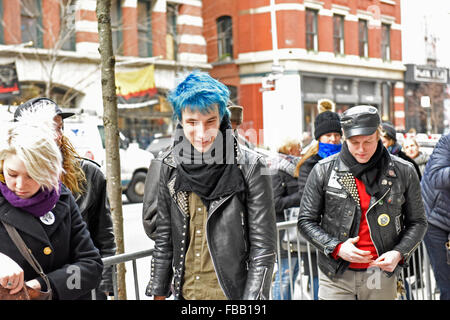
[203,0,405,148]
[0,0,208,148]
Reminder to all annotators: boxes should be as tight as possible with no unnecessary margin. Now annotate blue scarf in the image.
[317,142,342,159]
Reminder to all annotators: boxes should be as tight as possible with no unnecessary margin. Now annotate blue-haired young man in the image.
[142,71,276,300]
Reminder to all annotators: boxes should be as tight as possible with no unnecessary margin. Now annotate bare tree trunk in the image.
[96,0,127,300]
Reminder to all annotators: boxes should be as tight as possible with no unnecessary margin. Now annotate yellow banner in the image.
[115,64,156,98]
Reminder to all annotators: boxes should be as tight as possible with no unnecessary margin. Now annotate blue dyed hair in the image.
[168,71,230,121]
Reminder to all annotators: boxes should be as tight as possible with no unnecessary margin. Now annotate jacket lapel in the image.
[0,196,50,244]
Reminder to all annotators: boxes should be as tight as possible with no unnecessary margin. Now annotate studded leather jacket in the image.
[298,153,427,279]
[144,143,277,300]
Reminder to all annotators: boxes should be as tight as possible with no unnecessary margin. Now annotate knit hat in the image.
[314,99,342,140]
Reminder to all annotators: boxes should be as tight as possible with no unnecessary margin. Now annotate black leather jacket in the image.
[77,159,116,293]
[298,153,427,279]
[143,143,276,300]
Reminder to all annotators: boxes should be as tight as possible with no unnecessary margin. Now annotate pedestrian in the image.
[14,97,116,300]
[403,137,429,176]
[228,104,254,149]
[421,133,450,300]
[271,139,302,300]
[0,108,103,300]
[143,71,276,300]
[294,98,343,300]
[298,105,427,300]
[380,122,422,180]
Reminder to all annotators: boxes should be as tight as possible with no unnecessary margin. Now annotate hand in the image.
[337,236,374,264]
[154,295,166,300]
[369,250,402,272]
[0,253,25,295]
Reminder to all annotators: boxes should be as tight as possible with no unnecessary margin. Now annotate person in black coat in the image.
[381,122,422,180]
[14,97,116,299]
[294,99,343,300]
[271,139,302,300]
[0,110,103,299]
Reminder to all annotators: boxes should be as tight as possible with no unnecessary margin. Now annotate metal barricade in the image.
[274,220,438,300]
[91,222,438,300]
[91,248,153,300]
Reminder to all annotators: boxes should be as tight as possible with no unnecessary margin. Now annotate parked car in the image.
[145,134,173,157]
[64,115,154,203]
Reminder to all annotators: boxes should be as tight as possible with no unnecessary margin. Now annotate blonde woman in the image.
[0,109,103,300]
[14,97,116,299]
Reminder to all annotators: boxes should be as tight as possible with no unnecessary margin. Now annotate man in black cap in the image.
[298,105,427,300]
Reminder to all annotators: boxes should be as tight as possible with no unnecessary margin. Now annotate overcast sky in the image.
[401,0,450,68]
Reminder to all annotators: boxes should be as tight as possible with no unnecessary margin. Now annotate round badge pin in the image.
[40,211,55,225]
[377,213,390,227]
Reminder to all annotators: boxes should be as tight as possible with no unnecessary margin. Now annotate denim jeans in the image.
[272,257,299,300]
[423,223,450,300]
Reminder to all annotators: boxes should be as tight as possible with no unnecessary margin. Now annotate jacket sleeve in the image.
[242,157,277,300]
[89,166,116,293]
[298,163,341,256]
[272,171,300,218]
[393,164,428,263]
[45,195,103,300]
[423,135,450,191]
[145,165,174,297]
[142,159,162,240]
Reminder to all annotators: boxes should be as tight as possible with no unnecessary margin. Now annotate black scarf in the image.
[173,114,245,205]
[340,139,390,196]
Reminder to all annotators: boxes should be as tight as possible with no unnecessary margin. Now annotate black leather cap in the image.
[340,105,380,138]
[14,97,74,121]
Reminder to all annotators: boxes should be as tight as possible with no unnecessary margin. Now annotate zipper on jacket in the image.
[365,188,391,257]
[253,252,276,262]
[256,267,268,300]
[240,211,248,253]
[205,212,230,299]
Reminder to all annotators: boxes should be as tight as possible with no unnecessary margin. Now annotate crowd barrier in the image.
[92,221,439,300]
[275,220,439,300]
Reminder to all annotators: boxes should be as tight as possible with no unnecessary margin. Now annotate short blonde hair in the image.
[0,108,63,191]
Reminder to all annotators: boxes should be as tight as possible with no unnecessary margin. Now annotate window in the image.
[111,0,123,55]
[305,9,318,51]
[138,0,152,57]
[216,16,233,61]
[227,85,238,104]
[21,0,43,48]
[381,23,391,61]
[333,14,345,55]
[166,3,177,60]
[358,19,368,57]
[60,0,76,51]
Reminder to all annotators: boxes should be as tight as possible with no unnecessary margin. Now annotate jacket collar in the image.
[162,134,243,168]
[334,152,397,179]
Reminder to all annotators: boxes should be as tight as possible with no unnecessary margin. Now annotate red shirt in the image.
[332,177,378,269]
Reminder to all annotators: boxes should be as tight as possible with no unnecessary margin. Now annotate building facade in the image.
[203,0,405,149]
[0,0,208,149]
[404,63,449,134]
